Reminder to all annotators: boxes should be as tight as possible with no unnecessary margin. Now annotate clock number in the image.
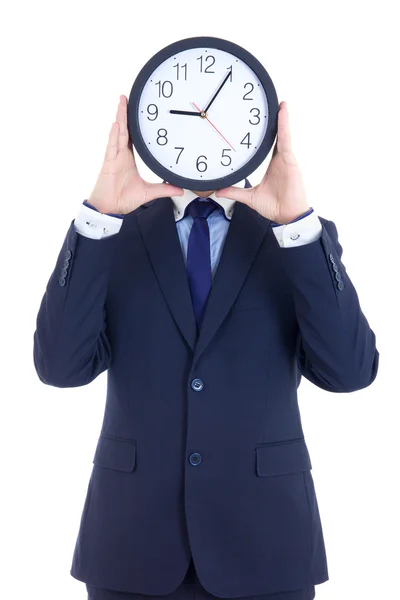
[174,147,184,163]
[155,80,173,98]
[249,108,260,125]
[240,133,252,149]
[243,83,254,100]
[204,55,215,73]
[173,63,187,81]
[147,104,158,121]
[157,128,168,145]
[221,149,232,166]
[196,155,208,172]
[197,55,215,73]
[227,66,233,82]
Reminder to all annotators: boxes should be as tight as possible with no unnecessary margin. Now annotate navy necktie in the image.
[185,198,219,331]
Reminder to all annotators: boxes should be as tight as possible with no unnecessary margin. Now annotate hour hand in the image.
[169,109,201,116]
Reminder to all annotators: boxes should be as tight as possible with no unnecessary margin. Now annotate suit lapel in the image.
[137,195,198,352]
[193,195,271,364]
[137,178,272,362]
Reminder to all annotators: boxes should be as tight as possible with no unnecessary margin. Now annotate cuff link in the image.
[290,232,300,240]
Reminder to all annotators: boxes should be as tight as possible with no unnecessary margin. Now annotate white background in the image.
[1,1,398,599]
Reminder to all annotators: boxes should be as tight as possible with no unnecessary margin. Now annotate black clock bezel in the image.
[127,36,279,191]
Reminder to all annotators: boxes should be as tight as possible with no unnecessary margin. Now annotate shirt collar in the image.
[171,179,246,222]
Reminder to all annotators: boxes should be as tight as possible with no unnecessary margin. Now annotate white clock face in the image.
[137,47,269,183]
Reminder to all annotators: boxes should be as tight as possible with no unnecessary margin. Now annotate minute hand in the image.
[203,70,231,113]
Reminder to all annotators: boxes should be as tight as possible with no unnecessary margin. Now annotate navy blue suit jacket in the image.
[33,179,379,597]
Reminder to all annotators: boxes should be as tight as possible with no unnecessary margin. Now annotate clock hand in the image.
[192,102,236,152]
[169,110,202,116]
[203,70,231,114]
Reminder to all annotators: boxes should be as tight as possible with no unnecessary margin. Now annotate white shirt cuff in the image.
[272,211,322,248]
[74,204,124,239]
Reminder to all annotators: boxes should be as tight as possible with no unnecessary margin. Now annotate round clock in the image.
[127,36,279,191]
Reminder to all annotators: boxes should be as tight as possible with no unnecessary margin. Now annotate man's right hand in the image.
[87,95,184,215]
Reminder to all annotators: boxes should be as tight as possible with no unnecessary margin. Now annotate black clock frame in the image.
[127,36,279,191]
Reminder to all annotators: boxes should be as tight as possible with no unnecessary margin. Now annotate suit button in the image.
[337,281,344,291]
[60,267,68,277]
[65,250,72,260]
[59,276,66,286]
[329,253,335,263]
[189,453,202,466]
[332,263,339,272]
[191,378,204,392]
[63,259,70,268]
[335,272,342,282]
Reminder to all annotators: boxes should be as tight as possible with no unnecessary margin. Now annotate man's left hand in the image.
[215,101,310,225]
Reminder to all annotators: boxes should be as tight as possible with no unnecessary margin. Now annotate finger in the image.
[214,185,252,204]
[104,121,119,162]
[277,101,292,154]
[271,139,278,159]
[116,95,129,152]
[128,134,138,168]
[146,182,184,201]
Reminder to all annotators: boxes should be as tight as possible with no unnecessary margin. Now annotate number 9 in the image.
[147,104,158,121]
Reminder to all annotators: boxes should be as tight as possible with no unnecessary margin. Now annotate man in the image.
[33,95,379,600]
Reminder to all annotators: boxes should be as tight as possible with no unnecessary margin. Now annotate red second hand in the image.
[192,102,236,152]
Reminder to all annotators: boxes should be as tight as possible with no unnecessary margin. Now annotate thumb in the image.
[146,182,184,201]
[215,186,252,204]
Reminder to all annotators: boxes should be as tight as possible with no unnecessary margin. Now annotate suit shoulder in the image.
[125,198,157,219]
[141,199,158,209]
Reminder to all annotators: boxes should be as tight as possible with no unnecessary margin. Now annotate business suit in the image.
[33,177,379,598]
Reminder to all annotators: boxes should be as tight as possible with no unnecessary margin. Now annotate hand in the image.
[88,95,184,215]
[192,102,235,151]
[215,101,310,224]
[169,109,201,116]
[203,70,231,113]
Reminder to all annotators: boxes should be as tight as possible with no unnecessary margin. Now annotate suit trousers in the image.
[85,558,316,600]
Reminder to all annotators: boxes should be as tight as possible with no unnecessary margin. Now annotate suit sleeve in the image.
[33,219,120,388]
[279,216,379,393]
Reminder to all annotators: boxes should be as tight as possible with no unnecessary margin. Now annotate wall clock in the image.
[127,36,279,191]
